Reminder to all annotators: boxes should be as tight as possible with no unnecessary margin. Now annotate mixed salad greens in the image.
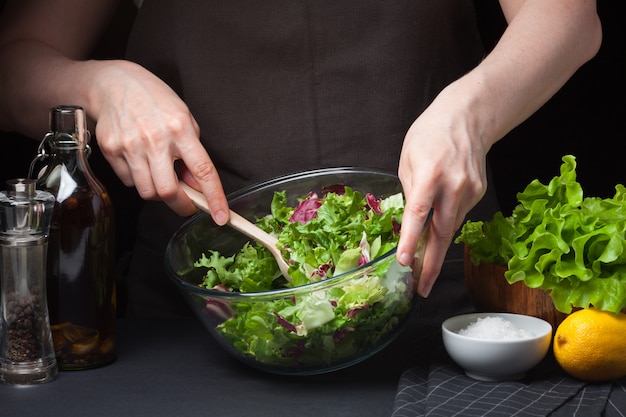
[194,184,415,368]
[456,155,626,314]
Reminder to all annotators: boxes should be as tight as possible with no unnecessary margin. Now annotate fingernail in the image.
[398,252,412,266]
[214,210,228,226]
[419,282,432,298]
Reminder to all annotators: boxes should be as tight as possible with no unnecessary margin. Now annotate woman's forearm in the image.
[453,0,602,150]
[0,0,120,138]
[0,42,98,138]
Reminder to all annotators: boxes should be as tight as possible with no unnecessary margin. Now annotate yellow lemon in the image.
[553,308,626,382]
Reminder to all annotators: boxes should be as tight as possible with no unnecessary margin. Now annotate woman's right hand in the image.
[87,59,229,224]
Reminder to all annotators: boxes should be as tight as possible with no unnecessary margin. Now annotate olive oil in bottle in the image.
[32,105,116,370]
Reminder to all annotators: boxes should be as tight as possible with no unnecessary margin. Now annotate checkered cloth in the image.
[392,343,626,417]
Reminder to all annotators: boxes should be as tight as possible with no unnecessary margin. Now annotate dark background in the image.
[482,1,626,214]
[0,0,624,259]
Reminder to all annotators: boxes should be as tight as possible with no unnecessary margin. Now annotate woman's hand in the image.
[396,0,601,297]
[89,60,229,224]
[397,83,489,297]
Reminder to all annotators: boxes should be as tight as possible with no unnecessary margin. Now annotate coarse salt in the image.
[458,316,534,340]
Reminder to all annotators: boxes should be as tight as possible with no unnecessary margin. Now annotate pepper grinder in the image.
[0,178,57,385]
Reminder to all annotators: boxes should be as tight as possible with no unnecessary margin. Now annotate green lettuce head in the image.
[456,155,626,314]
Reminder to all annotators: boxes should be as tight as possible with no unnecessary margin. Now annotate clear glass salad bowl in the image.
[165,167,430,375]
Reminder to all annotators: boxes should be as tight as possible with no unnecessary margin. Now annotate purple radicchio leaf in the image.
[366,193,383,215]
[289,193,322,224]
[392,217,401,235]
[345,304,370,318]
[321,183,346,195]
[333,326,354,343]
[282,342,305,358]
[274,312,298,334]
[311,262,333,280]
[358,233,370,266]
[205,285,234,320]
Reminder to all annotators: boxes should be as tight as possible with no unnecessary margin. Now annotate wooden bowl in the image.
[463,246,569,328]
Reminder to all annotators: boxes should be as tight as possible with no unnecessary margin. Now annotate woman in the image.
[0,0,602,317]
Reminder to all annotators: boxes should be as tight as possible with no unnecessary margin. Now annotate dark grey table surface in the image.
[1,315,443,417]
[1,260,469,417]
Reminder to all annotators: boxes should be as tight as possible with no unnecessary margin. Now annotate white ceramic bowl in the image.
[441,312,552,381]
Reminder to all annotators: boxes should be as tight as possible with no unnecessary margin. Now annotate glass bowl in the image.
[165,167,430,375]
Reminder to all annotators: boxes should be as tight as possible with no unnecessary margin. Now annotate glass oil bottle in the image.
[30,105,116,370]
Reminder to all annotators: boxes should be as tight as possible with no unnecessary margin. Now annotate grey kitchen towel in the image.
[392,345,626,416]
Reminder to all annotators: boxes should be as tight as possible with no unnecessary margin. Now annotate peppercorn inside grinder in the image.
[0,179,57,385]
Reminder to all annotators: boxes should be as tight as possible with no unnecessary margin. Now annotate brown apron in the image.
[123,0,484,317]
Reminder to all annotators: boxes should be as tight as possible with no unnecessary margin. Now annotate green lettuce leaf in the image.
[193,186,412,367]
[455,155,626,314]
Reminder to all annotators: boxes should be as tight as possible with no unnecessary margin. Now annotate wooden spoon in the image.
[180,182,291,281]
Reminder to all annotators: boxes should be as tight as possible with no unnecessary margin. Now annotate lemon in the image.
[554,308,626,382]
